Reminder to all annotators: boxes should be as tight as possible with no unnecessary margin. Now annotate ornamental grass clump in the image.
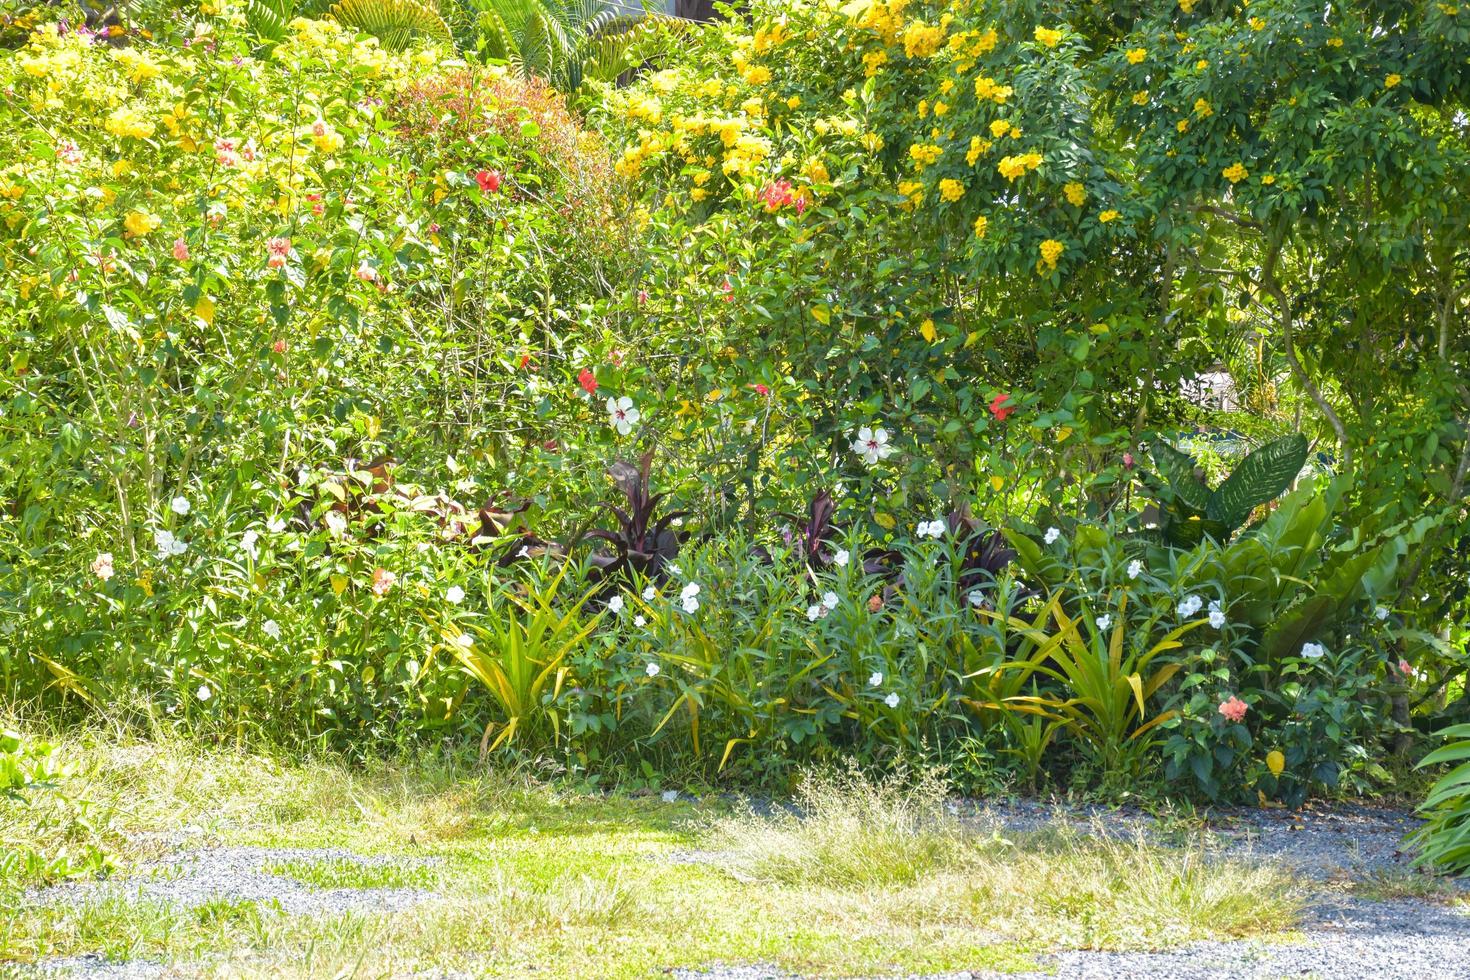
[707,762,962,888]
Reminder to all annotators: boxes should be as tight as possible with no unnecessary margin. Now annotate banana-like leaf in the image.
[1207,433,1308,528]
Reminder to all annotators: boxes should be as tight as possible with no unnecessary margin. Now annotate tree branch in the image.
[1259,228,1352,468]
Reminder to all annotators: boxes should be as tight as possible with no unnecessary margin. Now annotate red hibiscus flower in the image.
[751,383,770,397]
[989,393,1016,421]
[757,179,795,212]
[577,368,598,394]
[475,169,502,193]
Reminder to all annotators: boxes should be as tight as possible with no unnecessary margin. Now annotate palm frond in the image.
[244,0,295,43]
[466,0,681,92]
[330,0,454,51]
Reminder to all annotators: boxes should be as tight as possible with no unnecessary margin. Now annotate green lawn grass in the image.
[0,724,1305,978]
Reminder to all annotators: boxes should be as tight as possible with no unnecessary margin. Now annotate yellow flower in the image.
[752,20,788,53]
[938,178,964,202]
[1126,47,1146,63]
[1194,97,1213,117]
[974,76,1012,103]
[105,105,155,140]
[1249,16,1265,30]
[1327,36,1343,47]
[1385,73,1402,88]
[917,100,929,118]
[310,122,343,154]
[973,214,988,238]
[1261,173,1276,185]
[1179,0,1196,11]
[1132,90,1149,105]
[1176,119,1189,133]
[919,318,937,342]
[997,152,1043,181]
[123,210,161,237]
[908,143,943,169]
[1195,58,1209,70]
[902,20,946,58]
[741,64,772,85]
[1063,182,1086,206]
[1034,26,1063,48]
[690,187,709,202]
[966,136,991,165]
[1038,238,1064,269]
[990,119,1011,138]
[933,100,949,116]
[1222,161,1248,183]
[939,78,955,95]
[1266,750,1285,776]
[111,48,164,83]
[785,95,801,109]
[863,50,888,76]
[897,179,924,208]
[804,158,830,184]
[1099,209,1120,222]
[861,132,885,153]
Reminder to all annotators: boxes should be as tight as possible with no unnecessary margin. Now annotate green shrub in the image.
[1412,724,1470,876]
[0,730,112,887]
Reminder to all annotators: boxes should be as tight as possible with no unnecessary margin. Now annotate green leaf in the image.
[1150,441,1211,513]
[1207,434,1308,529]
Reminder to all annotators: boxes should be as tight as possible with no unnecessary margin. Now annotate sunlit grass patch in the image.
[708,762,962,887]
[263,857,439,891]
[1349,868,1467,903]
[1,726,1307,978]
[707,764,1304,951]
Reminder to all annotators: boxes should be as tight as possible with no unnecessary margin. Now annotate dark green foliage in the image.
[1146,435,1308,546]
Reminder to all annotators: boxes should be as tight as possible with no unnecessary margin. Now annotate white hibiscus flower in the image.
[851,426,894,466]
[606,396,640,435]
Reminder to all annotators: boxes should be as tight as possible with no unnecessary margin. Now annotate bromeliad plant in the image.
[973,593,1204,780]
[946,511,1019,606]
[1143,435,1309,547]
[440,562,601,754]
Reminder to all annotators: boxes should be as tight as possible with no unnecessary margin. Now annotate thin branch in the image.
[1259,227,1352,467]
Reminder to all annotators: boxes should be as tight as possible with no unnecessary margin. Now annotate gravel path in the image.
[965,797,1439,882]
[30,845,440,918]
